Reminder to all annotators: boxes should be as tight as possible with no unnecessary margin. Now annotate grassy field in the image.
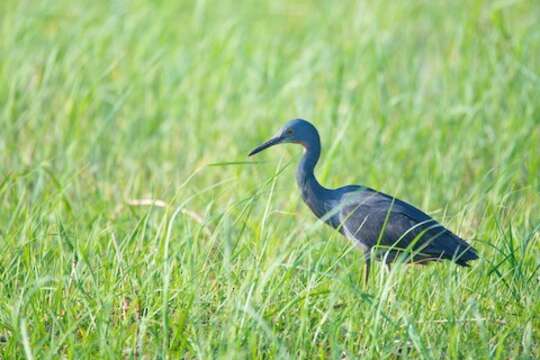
[1,0,539,358]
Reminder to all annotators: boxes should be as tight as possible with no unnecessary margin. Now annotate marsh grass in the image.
[1,0,539,358]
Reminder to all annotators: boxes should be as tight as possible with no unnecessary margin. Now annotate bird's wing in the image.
[338,188,477,263]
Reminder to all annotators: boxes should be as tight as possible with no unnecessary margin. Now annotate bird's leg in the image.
[363,253,371,285]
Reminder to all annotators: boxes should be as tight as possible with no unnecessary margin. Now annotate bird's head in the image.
[248,119,319,156]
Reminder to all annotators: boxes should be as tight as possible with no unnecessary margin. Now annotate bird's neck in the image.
[296,138,327,203]
[296,147,319,186]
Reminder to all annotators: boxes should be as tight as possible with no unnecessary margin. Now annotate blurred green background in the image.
[1,0,539,358]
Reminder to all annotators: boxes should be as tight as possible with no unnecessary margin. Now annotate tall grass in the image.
[1,0,539,358]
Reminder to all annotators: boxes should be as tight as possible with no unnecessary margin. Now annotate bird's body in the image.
[249,119,478,281]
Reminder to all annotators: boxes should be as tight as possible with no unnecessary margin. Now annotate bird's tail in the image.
[454,245,479,267]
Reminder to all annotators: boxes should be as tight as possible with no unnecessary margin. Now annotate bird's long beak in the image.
[248,135,284,156]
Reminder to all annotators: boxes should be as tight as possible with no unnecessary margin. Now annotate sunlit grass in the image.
[1,0,539,358]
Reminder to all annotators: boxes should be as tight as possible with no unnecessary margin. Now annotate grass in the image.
[1,0,539,358]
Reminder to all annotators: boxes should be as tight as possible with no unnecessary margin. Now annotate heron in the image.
[248,119,478,282]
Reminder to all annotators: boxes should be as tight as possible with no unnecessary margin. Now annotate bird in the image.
[248,119,478,282]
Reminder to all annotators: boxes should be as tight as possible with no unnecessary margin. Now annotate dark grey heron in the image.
[249,119,478,282]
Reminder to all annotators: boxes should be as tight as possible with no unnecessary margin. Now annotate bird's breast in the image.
[301,193,340,229]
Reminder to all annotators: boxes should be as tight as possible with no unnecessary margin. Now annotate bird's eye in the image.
[286,129,293,136]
